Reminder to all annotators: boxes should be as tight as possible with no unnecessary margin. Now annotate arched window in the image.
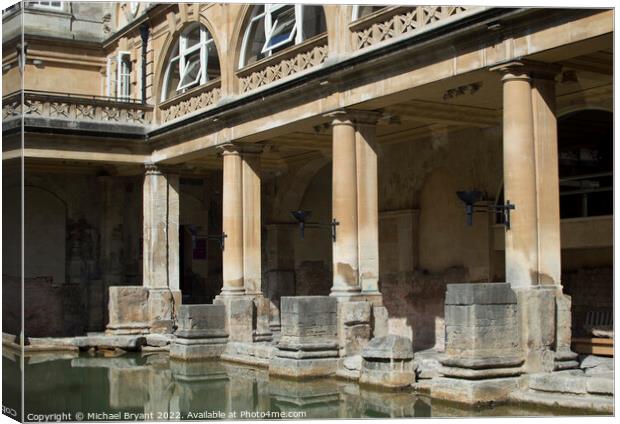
[352,5,386,21]
[239,4,326,68]
[161,24,220,101]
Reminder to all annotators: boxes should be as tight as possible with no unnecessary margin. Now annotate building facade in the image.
[2,1,614,407]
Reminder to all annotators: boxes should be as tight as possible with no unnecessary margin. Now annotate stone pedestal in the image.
[360,335,414,389]
[554,293,579,370]
[269,296,339,378]
[214,296,255,342]
[433,283,524,404]
[339,301,372,357]
[170,304,228,360]
[147,288,182,334]
[106,286,149,335]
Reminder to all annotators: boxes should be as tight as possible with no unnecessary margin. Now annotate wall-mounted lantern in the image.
[186,225,227,251]
[290,210,339,242]
[456,190,515,230]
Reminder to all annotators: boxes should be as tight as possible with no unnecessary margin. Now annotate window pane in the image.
[165,58,180,99]
[266,6,296,49]
[243,18,266,65]
[302,6,326,39]
[179,51,202,88]
[207,43,220,80]
[185,27,201,49]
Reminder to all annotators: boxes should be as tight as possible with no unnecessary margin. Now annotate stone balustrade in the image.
[157,79,222,124]
[237,35,328,94]
[350,6,481,51]
[2,90,153,125]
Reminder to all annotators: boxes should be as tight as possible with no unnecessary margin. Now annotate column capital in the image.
[217,142,265,157]
[490,59,562,82]
[324,109,383,126]
[144,162,162,175]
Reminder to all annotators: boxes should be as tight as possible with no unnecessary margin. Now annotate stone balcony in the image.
[2,90,153,137]
[349,5,485,51]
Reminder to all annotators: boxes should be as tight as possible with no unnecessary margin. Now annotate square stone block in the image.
[106,286,149,335]
[269,356,338,378]
[280,296,338,341]
[445,283,516,306]
[175,304,227,339]
[341,301,371,325]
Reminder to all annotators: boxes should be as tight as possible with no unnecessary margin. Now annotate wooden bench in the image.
[572,310,614,357]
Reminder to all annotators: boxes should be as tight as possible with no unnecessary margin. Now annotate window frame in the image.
[239,4,322,68]
[106,51,131,99]
[28,1,64,11]
[161,24,217,102]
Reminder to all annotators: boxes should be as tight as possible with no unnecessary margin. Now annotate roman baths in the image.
[1,1,615,419]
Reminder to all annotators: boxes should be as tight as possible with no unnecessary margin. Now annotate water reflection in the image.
[1,351,585,420]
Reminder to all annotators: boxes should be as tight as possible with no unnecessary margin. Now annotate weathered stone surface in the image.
[360,336,415,388]
[73,334,147,351]
[528,373,587,394]
[343,354,363,371]
[270,296,339,378]
[362,335,413,360]
[220,341,275,367]
[269,356,339,378]
[430,376,521,405]
[253,297,273,342]
[445,283,517,305]
[372,305,389,338]
[586,375,613,395]
[342,301,371,325]
[580,354,614,375]
[170,304,228,361]
[148,289,181,334]
[214,297,256,342]
[106,286,149,335]
[413,349,442,379]
[175,304,227,339]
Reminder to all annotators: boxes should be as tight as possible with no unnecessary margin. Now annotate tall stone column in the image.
[242,146,264,297]
[531,72,562,287]
[219,144,245,296]
[330,112,361,298]
[142,163,181,333]
[355,115,382,305]
[492,61,574,372]
[497,63,539,289]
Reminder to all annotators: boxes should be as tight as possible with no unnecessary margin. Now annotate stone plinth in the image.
[432,283,524,404]
[170,304,228,360]
[269,296,339,378]
[214,296,256,342]
[106,286,149,335]
[339,301,372,356]
[360,335,414,389]
[148,288,182,334]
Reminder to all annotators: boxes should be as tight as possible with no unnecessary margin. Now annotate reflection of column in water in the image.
[222,363,261,414]
[338,381,365,418]
[108,367,150,409]
[269,377,341,419]
[358,387,430,418]
[170,360,230,414]
[144,366,176,417]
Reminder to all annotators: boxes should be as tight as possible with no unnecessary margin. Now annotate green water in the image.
[2,352,592,421]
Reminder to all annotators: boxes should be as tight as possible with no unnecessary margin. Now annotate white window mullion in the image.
[295,4,303,44]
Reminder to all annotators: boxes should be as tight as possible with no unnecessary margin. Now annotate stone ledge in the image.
[509,390,613,414]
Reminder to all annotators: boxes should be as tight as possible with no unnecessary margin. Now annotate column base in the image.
[360,291,383,306]
[330,288,364,302]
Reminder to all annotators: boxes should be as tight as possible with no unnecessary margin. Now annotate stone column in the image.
[219,145,245,296]
[531,71,562,287]
[242,146,264,297]
[99,176,124,286]
[496,63,539,289]
[329,112,361,298]
[355,115,382,304]
[142,163,181,333]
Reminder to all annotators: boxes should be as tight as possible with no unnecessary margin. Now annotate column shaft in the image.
[221,149,245,295]
[356,123,380,296]
[242,151,262,296]
[331,116,361,296]
[532,77,561,286]
[142,167,179,289]
[501,71,539,289]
